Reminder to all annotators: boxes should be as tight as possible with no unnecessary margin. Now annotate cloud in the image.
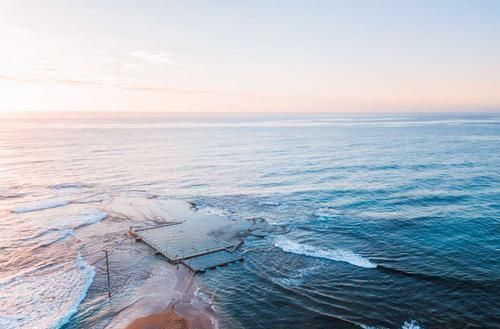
[128,50,176,65]
[0,74,40,83]
[0,73,212,95]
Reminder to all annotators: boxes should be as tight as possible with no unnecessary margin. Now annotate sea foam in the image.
[401,320,423,329]
[274,237,377,269]
[0,254,95,329]
[52,255,96,329]
[272,265,322,287]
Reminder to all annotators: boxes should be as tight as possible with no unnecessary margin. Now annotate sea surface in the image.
[0,112,499,329]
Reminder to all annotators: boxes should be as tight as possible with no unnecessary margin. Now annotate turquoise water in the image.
[0,113,499,328]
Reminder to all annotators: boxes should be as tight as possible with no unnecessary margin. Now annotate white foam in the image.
[14,199,69,213]
[360,325,378,329]
[199,206,231,218]
[401,320,423,329]
[274,237,377,269]
[315,207,340,217]
[194,287,214,306]
[0,254,95,329]
[272,265,322,287]
[361,320,423,329]
[258,201,281,206]
[52,255,96,329]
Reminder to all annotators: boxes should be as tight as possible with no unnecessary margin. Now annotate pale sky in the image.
[1,0,499,113]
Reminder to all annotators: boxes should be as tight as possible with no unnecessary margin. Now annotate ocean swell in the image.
[49,183,85,189]
[14,199,69,213]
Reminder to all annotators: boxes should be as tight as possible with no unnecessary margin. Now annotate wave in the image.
[361,320,422,329]
[37,229,75,248]
[52,254,96,329]
[272,265,322,287]
[0,188,26,200]
[402,320,423,329]
[14,198,69,213]
[70,211,108,229]
[49,182,86,189]
[258,200,281,207]
[388,194,470,206]
[25,211,107,246]
[0,254,96,329]
[194,287,214,306]
[378,265,497,291]
[274,237,377,269]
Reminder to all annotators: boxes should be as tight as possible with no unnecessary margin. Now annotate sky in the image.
[0,0,499,113]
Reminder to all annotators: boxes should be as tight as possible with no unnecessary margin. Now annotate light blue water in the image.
[0,113,499,328]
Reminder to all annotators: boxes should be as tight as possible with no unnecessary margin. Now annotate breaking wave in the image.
[52,255,96,329]
[401,320,423,329]
[0,254,95,329]
[274,236,377,269]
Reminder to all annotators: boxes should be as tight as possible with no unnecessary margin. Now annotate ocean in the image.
[0,113,499,329]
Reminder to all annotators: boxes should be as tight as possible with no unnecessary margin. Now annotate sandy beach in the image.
[120,260,216,329]
[126,311,191,329]
[125,308,214,329]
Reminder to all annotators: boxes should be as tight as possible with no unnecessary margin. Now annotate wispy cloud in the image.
[127,50,177,66]
[0,74,40,83]
[0,73,213,95]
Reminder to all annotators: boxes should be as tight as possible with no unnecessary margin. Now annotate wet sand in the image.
[125,307,214,329]
[125,311,191,329]
[115,259,216,329]
[123,267,215,329]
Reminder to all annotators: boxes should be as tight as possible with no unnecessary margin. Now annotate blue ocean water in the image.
[0,113,499,328]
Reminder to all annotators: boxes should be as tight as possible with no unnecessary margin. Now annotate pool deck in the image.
[131,222,244,272]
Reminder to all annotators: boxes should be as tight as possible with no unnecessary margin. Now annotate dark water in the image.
[0,113,499,328]
[189,114,500,329]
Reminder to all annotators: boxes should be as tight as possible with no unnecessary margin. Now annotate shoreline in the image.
[2,194,253,328]
[107,198,273,329]
[88,198,226,329]
[118,261,217,329]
